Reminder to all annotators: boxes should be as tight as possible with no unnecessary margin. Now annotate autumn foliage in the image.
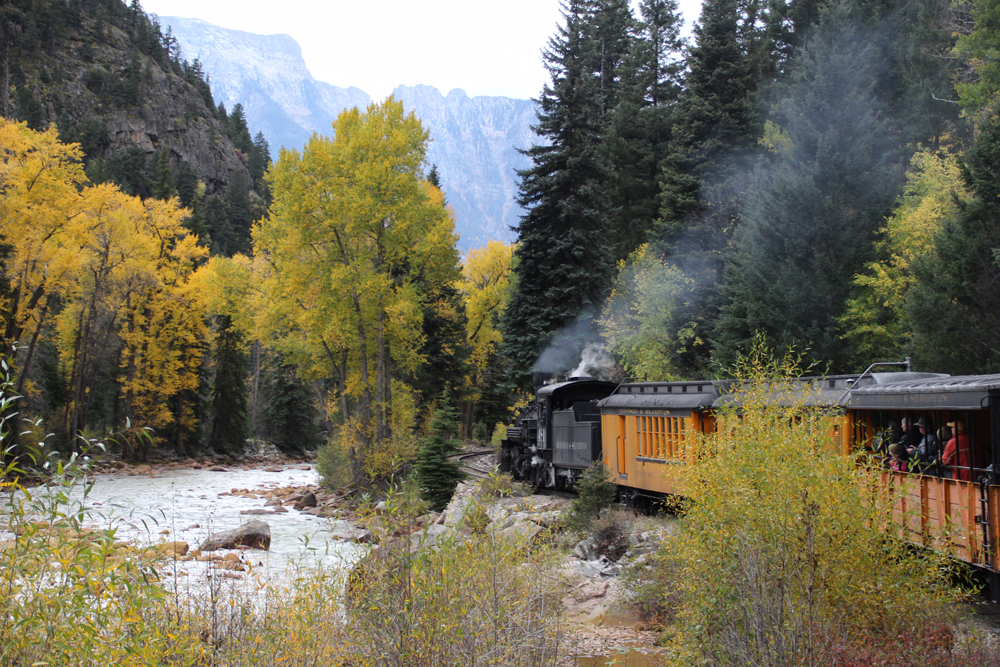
[0,119,208,456]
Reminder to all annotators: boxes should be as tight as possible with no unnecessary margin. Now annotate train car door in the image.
[617,415,627,477]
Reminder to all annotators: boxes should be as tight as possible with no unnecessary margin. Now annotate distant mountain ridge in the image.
[161,16,536,251]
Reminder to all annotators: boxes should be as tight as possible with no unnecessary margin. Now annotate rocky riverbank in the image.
[62,458,672,662]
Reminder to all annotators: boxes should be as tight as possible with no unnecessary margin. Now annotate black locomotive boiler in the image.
[499,374,617,490]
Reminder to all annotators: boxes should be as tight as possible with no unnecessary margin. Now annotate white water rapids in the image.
[10,465,366,587]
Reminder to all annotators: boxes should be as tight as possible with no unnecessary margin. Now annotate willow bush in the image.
[659,343,963,666]
[346,484,564,667]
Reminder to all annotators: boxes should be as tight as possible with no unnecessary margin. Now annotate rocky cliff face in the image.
[7,2,249,196]
[161,16,537,251]
[94,60,249,194]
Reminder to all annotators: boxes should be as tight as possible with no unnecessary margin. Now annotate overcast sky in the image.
[140,0,705,101]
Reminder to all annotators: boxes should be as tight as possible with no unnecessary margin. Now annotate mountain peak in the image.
[162,18,535,251]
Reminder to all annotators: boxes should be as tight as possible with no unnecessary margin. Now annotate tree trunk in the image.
[339,348,349,424]
[174,394,185,457]
[250,340,261,439]
[375,301,387,442]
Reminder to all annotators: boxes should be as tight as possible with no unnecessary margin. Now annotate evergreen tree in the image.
[415,391,464,511]
[907,115,1000,374]
[107,146,151,199]
[248,131,272,204]
[412,279,471,411]
[227,103,253,154]
[714,2,907,372]
[501,0,623,387]
[427,163,442,189]
[260,356,320,454]
[658,0,759,233]
[15,86,43,130]
[224,169,253,254]
[150,148,175,201]
[411,168,470,412]
[209,315,249,453]
[204,194,235,256]
[248,131,270,183]
[603,0,685,258]
[175,161,199,208]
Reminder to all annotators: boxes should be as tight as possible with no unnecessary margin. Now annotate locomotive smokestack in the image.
[532,371,554,390]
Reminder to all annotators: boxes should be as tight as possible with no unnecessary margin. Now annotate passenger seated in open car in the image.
[896,417,917,463]
[942,419,977,481]
[888,444,908,473]
[906,417,938,473]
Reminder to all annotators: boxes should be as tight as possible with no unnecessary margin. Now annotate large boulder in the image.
[199,520,271,551]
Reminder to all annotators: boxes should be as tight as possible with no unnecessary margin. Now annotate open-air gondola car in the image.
[848,375,1000,600]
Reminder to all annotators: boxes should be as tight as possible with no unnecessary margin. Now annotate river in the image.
[21,464,366,583]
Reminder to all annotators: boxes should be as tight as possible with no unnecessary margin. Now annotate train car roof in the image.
[713,372,949,409]
[598,381,721,412]
[712,374,863,409]
[536,378,618,398]
[848,373,998,410]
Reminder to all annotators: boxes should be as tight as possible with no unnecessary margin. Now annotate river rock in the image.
[293,492,317,510]
[208,465,228,472]
[157,541,189,557]
[330,523,375,543]
[199,520,271,551]
[574,538,598,561]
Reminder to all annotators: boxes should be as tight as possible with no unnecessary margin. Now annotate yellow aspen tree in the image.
[53,184,149,444]
[459,240,515,372]
[255,98,458,484]
[840,150,970,363]
[52,184,208,452]
[456,240,514,434]
[117,197,208,454]
[0,119,89,394]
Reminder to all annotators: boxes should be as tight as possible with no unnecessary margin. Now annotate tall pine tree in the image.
[714,0,908,372]
[658,0,759,234]
[209,315,249,453]
[907,114,1000,374]
[415,391,464,511]
[603,0,686,259]
[501,0,630,387]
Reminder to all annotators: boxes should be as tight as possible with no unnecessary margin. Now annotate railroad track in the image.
[451,449,497,479]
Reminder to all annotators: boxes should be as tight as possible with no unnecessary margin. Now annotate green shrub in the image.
[479,467,530,498]
[660,342,961,665]
[566,460,617,532]
[347,522,562,666]
[490,422,507,448]
[472,421,487,441]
